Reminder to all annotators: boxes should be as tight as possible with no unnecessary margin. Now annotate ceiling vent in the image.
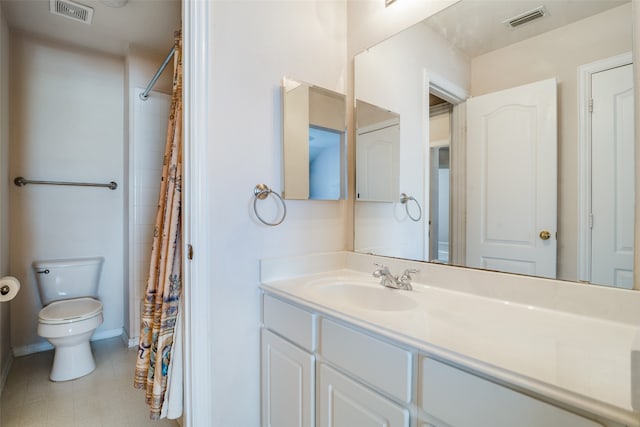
[503,6,548,29]
[49,0,94,25]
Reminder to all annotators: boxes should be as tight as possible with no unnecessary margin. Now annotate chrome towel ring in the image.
[253,184,287,226]
[400,193,422,222]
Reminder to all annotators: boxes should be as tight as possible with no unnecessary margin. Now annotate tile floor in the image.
[0,337,179,427]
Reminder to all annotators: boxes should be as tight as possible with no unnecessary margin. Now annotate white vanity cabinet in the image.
[261,292,622,427]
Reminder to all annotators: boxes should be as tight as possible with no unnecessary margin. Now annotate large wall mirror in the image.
[282,77,347,200]
[354,0,634,289]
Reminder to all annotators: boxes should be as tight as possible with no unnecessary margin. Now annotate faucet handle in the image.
[400,268,419,281]
[372,262,388,277]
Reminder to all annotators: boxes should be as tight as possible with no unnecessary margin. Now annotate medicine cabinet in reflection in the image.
[282,77,347,200]
[355,100,400,202]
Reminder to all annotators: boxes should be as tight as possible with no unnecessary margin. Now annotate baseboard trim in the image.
[12,327,125,357]
[120,328,139,348]
[13,341,52,357]
[0,351,13,397]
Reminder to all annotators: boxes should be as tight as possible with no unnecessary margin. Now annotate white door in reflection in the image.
[466,78,558,278]
[591,63,634,288]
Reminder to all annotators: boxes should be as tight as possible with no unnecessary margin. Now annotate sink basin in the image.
[312,282,418,311]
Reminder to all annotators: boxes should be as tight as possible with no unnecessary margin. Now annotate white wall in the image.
[204,1,347,424]
[354,21,469,260]
[0,5,11,390]
[470,4,632,281]
[124,47,172,343]
[9,35,125,353]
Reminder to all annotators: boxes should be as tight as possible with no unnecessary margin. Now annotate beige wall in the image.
[0,5,11,391]
[470,3,632,281]
[204,1,348,423]
[9,35,125,353]
[346,0,459,251]
[430,112,450,147]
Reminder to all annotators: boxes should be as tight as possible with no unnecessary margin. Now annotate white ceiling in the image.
[425,0,630,58]
[1,0,181,57]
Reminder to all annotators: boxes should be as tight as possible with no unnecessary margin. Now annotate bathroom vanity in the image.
[260,252,640,427]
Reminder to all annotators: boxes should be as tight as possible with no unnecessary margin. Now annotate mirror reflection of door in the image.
[590,62,634,288]
[466,78,558,278]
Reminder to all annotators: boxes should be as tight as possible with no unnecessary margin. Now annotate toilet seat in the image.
[39,297,103,325]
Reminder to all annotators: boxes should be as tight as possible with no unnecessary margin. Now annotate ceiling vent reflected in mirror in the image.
[49,0,94,24]
[503,6,548,29]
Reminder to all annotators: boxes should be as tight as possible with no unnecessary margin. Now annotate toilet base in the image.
[48,330,97,382]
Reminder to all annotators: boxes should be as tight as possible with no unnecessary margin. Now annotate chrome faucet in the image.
[372,263,418,291]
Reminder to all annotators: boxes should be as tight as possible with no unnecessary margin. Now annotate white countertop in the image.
[260,252,640,426]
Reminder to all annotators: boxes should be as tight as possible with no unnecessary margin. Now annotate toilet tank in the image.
[32,257,104,305]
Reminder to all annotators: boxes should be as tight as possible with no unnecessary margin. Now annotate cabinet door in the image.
[318,363,409,427]
[261,329,315,427]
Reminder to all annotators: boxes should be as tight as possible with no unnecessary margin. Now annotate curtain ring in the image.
[400,193,422,222]
[253,184,287,226]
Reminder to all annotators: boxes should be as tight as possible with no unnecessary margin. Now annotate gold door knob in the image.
[539,230,551,240]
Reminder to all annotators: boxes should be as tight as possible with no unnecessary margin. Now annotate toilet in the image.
[33,257,104,381]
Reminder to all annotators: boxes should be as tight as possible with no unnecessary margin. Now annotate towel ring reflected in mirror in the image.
[400,193,422,222]
[253,184,287,226]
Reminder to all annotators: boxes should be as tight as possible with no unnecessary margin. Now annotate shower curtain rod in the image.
[139,46,175,101]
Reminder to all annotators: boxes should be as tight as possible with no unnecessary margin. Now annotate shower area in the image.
[2,0,180,377]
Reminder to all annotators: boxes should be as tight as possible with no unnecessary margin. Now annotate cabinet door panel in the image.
[262,329,315,427]
[318,363,409,427]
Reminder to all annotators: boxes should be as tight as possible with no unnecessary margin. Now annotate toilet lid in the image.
[39,297,103,324]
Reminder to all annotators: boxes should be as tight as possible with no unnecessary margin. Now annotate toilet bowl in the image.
[32,257,104,381]
[37,297,103,381]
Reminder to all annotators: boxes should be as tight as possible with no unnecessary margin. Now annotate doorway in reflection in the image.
[428,94,451,264]
[309,126,342,200]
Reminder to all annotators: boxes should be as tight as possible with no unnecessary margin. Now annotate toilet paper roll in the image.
[0,276,20,302]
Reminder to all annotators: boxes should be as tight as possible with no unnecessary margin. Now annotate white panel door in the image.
[261,329,315,427]
[318,363,409,427]
[466,78,557,278]
[591,63,634,288]
[356,123,399,202]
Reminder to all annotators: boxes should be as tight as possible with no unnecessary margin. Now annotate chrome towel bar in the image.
[14,176,118,190]
[400,192,422,222]
[253,183,286,226]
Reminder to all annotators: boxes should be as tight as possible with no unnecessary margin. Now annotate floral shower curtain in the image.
[134,30,183,420]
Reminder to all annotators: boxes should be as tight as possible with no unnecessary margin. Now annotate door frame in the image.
[183,0,213,425]
[577,52,632,282]
[426,72,467,265]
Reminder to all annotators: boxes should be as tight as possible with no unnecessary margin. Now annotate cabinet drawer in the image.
[420,357,603,427]
[263,294,316,352]
[319,318,412,403]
